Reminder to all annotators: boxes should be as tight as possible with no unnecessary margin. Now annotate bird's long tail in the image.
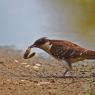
[85,50,95,59]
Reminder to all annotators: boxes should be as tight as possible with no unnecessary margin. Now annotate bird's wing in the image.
[51,39,81,48]
[50,40,86,59]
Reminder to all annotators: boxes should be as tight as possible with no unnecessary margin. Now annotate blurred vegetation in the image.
[68,0,95,32]
[62,0,95,47]
[54,0,95,33]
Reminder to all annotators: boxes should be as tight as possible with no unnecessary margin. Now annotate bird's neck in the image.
[41,47,50,54]
[40,42,52,54]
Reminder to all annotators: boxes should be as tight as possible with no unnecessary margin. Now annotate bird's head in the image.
[23,37,52,59]
[29,37,52,52]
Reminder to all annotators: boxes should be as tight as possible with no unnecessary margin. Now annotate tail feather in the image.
[85,50,95,59]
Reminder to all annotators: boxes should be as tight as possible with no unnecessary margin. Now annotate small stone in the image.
[25,65,30,68]
[21,62,28,65]
[37,82,50,86]
[35,63,41,67]
[33,66,39,69]
[14,60,19,63]
[21,80,25,82]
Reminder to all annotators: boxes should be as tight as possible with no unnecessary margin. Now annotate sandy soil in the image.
[0,47,95,95]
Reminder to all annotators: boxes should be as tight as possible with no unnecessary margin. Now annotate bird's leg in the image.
[62,61,73,77]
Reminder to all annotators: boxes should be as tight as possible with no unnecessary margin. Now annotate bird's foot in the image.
[62,69,68,78]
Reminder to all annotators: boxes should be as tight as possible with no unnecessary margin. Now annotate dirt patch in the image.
[0,47,95,95]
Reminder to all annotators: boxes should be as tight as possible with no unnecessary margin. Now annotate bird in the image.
[24,37,95,77]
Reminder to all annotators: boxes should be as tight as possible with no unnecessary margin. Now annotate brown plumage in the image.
[24,37,95,77]
[49,40,95,62]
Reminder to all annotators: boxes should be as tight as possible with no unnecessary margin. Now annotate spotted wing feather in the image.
[49,39,88,63]
[50,44,84,59]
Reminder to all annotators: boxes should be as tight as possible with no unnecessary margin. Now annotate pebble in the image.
[14,59,19,63]
[21,62,28,65]
[35,63,41,67]
[21,80,25,82]
[37,82,50,86]
[25,65,30,68]
[33,66,39,69]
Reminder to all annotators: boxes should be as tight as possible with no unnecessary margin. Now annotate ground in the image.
[0,47,95,95]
